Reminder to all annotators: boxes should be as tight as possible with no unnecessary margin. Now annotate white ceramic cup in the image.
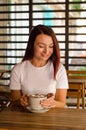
[29,94,47,110]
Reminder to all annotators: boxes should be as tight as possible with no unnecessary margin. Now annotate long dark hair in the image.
[22,24,60,79]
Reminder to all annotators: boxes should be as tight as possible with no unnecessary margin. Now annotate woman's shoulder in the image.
[57,63,67,76]
[11,61,29,73]
[12,61,22,70]
[56,63,68,89]
[58,63,66,70]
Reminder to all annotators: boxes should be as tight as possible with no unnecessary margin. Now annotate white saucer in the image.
[26,106,50,113]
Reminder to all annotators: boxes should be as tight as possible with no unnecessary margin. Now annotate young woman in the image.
[10,24,68,108]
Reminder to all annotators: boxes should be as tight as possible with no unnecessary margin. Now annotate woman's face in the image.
[33,34,54,62]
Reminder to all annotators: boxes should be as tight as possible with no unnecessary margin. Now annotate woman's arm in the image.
[55,89,67,108]
[11,90,29,106]
[41,89,67,108]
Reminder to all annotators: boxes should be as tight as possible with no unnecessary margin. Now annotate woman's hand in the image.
[47,93,54,98]
[20,95,29,107]
[41,93,56,109]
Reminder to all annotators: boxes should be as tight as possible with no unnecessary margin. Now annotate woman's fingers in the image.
[20,95,29,106]
[41,93,55,108]
[47,93,54,98]
[41,97,56,108]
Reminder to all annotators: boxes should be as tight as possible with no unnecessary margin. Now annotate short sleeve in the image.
[9,63,21,90]
[56,63,69,89]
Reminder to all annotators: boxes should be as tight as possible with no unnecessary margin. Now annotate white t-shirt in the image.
[10,60,68,95]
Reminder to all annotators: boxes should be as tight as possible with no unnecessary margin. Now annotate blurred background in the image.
[0,0,86,71]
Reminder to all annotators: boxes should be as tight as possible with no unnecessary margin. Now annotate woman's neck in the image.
[30,59,47,67]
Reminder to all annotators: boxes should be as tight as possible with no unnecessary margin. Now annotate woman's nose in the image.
[44,47,48,53]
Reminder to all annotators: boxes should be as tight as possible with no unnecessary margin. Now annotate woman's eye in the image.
[49,45,53,48]
[39,45,44,48]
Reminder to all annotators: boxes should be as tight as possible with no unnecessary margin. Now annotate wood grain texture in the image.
[0,107,86,130]
[67,70,86,109]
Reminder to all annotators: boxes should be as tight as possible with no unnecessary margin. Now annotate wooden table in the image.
[0,107,86,130]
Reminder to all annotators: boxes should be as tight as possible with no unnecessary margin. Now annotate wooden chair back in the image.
[67,70,86,109]
[67,70,86,79]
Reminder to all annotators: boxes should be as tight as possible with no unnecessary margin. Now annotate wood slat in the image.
[67,70,86,109]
